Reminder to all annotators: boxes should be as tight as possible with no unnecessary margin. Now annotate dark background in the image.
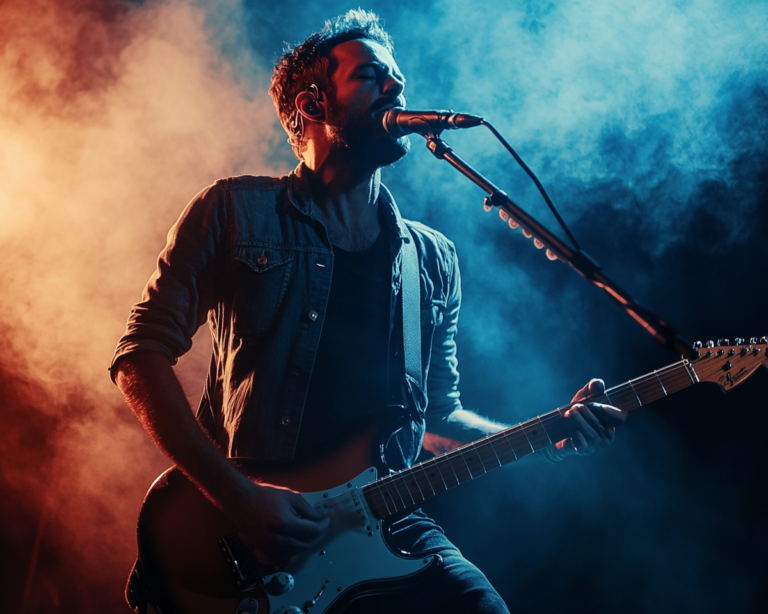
[1,0,766,612]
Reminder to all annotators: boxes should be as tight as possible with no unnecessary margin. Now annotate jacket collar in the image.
[287,162,410,242]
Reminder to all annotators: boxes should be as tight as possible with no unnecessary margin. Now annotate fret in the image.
[536,417,554,446]
[521,420,551,452]
[657,363,693,395]
[428,459,450,492]
[375,483,398,515]
[361,351,734,519]
[384,476,408,511]
[603,385,641,411]
[443,452,464,488]
[499,428,520,461]
[368,485,390,518]
[602,388,614,405]
[457,446,485,480]
[402,468,426,503]
[631,373,665,405]
[414,465,437,497]
[396,475,417,507]
[627,380,642,406]
[486,437,504,467]
[474,440,502,470]
[520,424,536,454]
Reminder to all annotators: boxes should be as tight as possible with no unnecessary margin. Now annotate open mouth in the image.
[371,98,404,118]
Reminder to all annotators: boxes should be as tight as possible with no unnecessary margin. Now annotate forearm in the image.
[424,408,509,455]
[427,408,562,461]
[115,351,251,508]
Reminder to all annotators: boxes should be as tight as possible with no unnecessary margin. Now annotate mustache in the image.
[370,95,406,115]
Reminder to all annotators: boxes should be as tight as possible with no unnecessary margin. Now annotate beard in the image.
[325,100,410,169]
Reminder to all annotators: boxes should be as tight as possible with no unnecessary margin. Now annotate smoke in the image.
[0,0,282,610]
[1,0,766,612]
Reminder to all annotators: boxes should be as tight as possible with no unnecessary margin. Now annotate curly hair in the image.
[269,9,394,160]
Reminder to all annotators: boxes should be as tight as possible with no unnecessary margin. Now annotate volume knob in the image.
[264,572,295,596]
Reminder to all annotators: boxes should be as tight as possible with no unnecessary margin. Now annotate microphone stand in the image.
[422,133,696,359]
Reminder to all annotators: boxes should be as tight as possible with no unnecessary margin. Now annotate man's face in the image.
[324,39,410,167]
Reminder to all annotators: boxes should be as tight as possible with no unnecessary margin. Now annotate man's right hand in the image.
[114,352,331,571]
[222,478,332,570]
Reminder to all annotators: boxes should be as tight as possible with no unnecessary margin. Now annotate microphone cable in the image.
[479,119,581,251]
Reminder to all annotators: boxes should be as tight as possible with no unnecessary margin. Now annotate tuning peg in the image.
[693,341,703,349]
[750,337,758,345]
[735,337,744,345]
[761,337,768,344]
[717,339,729,346]
[706,340,715,348]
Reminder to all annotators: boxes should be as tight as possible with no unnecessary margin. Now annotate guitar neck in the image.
[363,357,702,519]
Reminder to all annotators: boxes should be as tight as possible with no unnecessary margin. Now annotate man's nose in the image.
[383,73,405,99]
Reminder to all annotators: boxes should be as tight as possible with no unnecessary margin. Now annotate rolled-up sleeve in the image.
[109,183,227,382]
[425,243,462,419]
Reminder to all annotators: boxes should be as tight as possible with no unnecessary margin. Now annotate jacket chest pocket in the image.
[232,246,294,338]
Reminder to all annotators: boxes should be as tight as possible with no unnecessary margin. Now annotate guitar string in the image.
[322,352,756,517]
[364,363,696,515]
[321,360,699,517]
[369,355,756,515]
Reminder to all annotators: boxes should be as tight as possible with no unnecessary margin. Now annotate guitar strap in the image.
[401,227,423,397]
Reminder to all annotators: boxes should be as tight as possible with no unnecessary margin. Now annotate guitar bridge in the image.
[219,534,260,592]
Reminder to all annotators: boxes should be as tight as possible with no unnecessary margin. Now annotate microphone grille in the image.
[383,107,407,138]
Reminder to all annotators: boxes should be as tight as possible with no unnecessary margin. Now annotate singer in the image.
[111,9,626,614]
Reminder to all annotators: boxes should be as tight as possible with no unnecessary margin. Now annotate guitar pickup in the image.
[219,534,260,592]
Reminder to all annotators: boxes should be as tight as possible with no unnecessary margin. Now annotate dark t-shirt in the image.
[295,227,391,459]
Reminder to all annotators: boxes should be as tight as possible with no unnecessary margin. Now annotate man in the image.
[112,9,626,613]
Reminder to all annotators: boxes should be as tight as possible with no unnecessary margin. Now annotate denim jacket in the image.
[110,163,462,463]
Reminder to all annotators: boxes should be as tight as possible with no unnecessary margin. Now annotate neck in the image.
[304,150,382,251]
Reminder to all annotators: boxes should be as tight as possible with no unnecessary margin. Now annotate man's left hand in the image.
[554,378,628,457]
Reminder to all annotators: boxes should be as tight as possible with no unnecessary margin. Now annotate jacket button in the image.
[281,416,291,426]
[257,256,268,265]
[308,310,318,321]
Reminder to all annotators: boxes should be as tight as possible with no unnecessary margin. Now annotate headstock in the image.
[690,337,768,391]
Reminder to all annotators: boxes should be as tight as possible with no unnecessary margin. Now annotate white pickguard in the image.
[267,467,439,613]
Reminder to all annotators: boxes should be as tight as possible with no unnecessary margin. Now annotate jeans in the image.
[342,511,510,614]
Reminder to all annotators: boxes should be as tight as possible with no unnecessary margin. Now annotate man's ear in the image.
[295,89,326,123]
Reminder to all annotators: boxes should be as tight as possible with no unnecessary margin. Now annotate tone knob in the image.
[236,598,259,614]
[264,572,295,596]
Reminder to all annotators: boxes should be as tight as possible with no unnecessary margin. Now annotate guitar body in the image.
[135,339,768,613]
[137,418,441,614]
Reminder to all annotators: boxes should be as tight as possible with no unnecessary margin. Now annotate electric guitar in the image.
[133,338,767,614]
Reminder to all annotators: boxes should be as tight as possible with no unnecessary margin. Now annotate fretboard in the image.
[363,357,699,519]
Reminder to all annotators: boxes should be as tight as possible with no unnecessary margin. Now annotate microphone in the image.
[382,108,483,137]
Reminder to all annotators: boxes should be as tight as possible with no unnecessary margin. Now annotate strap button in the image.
[308,310,318,321]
